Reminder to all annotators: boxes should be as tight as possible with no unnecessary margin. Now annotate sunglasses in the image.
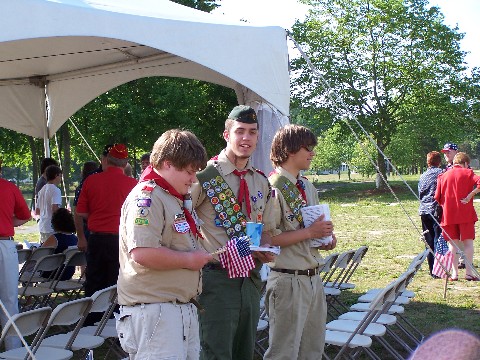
[302,145,315,152]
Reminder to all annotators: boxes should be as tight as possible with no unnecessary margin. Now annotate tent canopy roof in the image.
[0,0,290,138]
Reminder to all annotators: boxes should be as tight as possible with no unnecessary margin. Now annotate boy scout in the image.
[191,105,276,360]
[266,124,337,360]
[117,129,213,360]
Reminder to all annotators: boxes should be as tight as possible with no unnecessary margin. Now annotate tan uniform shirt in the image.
[269,167,325,270]
[191,150,276,258]
[118,181,202,306]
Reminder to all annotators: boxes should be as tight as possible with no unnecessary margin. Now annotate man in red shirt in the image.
[76,144,137,316]
[0,160,31,349]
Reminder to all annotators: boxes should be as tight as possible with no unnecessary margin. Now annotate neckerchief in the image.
[232,169,252,218]
[141,166,200,239]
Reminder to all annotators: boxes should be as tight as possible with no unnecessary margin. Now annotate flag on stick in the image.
[432,234,453,278]
[219,236,256,278]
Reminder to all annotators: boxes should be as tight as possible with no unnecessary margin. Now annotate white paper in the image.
[249,245,281,255]
[300,204,333,247]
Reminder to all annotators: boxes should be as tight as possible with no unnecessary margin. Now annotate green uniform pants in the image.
[199,268,261,360]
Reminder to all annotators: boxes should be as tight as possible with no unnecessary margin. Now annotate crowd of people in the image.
[1,106,479,359]
[418,143,480,282]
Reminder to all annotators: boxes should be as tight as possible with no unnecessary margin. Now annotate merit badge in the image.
[134,218,149,226]
[233,204,241,212]
[216,176,223,183]
[215,186,222,193]
[221,182,228,189]
[223,200,231,208]
[227,228,235,236]
[226,208,234,216]
[219,212,228,220]
[215,204,224,212]
[223,220,231,228]
[203,182,210,189]
[210,178,217,186]
[219,193,226,201]
[234,223,242,232]
[225,189,233,197]
[211,197,219,205]
[214,217,222,227]
[173,218,190,233]
[137,208,149,217]
[207,189,215,198]
[230,215,237,223]
[137,198,152,207]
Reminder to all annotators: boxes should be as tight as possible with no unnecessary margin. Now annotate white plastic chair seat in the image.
[257,319,268,331]
[76,325,118,339]
[0,346,72,360]
[324,281,355,290]
[326,319,386,337]
[41,333,104,351]
[358,293,411,305]
[324,287,341,296]
[351,302,404,314]
[324,330,372,348]
[339,312,397,326]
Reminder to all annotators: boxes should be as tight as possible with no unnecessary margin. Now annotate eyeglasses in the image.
[302,145,315,152]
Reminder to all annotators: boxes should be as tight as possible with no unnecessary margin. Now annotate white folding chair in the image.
[18,253,66,311]
[42,285,117,352]
[0,299,92,360]
[18,246,55,280]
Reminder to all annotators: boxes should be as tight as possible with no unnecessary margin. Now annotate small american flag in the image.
[432,234,453,278]
[219,237,256,278]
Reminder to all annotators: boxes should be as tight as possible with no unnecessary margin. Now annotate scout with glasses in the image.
[265,124,337,360]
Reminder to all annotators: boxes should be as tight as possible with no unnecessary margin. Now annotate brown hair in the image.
[270,124,317,167]
[45,165,62,181]
[224,119,259,133]
[150,129,207,171]
[426,151,442,167]
[453,152,470,165]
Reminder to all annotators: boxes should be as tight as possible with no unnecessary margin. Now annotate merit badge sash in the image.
[269,173,306,226]
[197,164,248,241]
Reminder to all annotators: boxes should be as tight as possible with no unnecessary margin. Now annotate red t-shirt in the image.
[0,178,31,236]
[76,167,137,233]
[435,166,480,226]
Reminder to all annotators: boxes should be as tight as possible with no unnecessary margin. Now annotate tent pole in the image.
[30,76,51,157]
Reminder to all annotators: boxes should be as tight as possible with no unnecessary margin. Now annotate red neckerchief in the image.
[232,169,251,218]
[141,166,201,239]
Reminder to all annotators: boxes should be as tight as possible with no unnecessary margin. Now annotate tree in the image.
[292,0,477,188]
[311,123,356,179]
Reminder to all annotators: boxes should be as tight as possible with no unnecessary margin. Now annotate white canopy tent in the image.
[0,0,290,172]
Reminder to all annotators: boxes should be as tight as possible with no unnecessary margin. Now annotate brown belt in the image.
[0,236,14,240]
[203,263,224,271]
[271,267,319,277]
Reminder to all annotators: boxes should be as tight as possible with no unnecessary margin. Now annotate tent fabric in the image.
[0,0,290,139]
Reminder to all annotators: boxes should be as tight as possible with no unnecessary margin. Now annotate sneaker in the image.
[458,263,466,269]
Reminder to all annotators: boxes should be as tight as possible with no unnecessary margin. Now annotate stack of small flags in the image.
[219,236,256,278]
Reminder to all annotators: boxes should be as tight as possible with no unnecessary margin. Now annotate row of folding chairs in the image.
[18,248,86,311]
[0,285,117,360]
[322,249,428,360]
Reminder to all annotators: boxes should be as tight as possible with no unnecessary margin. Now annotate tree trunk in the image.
[60,124,71,205]
[28,136,39,208]
[375,149,388,190]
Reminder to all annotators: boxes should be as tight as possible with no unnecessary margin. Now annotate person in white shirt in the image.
[36,165,63,243]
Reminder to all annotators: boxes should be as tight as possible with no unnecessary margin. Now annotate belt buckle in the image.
[307,269,312,276]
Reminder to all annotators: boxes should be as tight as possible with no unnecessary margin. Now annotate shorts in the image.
[442,222,475,241]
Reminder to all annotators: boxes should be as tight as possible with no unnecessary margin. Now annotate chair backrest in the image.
[50,251,86,288]
[324,250,355,286]
[338,246,369,285]
[90,285,117,313]
[36,297,93,351]
[319,252,339,274]
[29,246,56,262]
[0,306,52,354]
[0,306,52,340]
[63,247,80,261]
[17,248,32,265]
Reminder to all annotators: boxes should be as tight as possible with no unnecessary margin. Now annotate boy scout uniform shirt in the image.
[269,167,325,270]
[118,182,202,306]
[191,150,276,258]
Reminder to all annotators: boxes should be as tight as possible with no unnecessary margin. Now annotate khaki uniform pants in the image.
[264,271,327,360]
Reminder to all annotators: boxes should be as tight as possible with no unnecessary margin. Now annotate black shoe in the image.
[431,274,441,279]
[458,263,466,269]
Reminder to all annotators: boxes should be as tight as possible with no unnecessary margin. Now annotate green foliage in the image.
[291,0,479,186]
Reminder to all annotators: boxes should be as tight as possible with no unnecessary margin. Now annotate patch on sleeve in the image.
[134,218,149,226]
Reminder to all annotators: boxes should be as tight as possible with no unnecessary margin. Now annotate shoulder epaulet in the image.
[253,167,267,179]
